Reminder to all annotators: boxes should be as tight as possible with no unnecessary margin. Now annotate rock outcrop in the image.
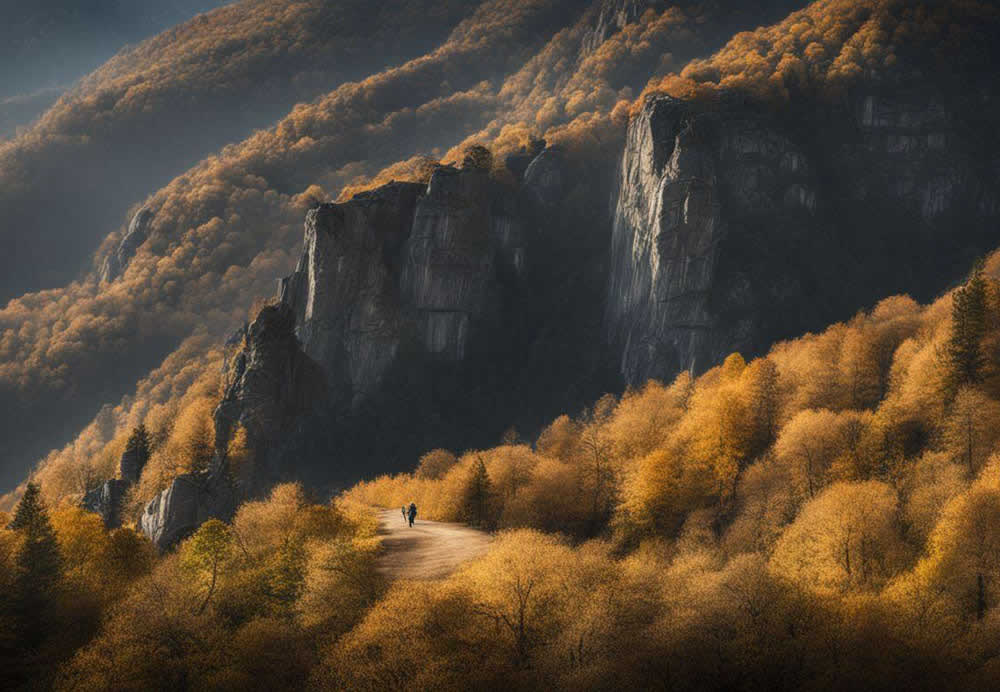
[204,152,613,500]
[277,166,527,407]
[81,478,129,529]
[138,85,1000,548]
[81,429,150,528]
[100,207,154,283]
[140,160,552,546]
[214,302,327,493]
[608,87,1000,385]
[140,470,235,550]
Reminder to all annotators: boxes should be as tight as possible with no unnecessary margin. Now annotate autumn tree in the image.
[774,409,855,499]
[225,423,254,489]
[770,481,904,593]
[918,472,1000,620]
[459,531,573,667]
[183,519,233,615]
[840,318,886,410]
[684,358,752,500]
[744,357,781,459]
[900,452,967,543]
[487,445,537,509]
[536,415,580,461]
[941,387,1000,475]
[603,377,687,464]
[174,396,216,474]
[461,144,494,171]
[320,582,500,690]
[415,449,458,480]
[578,395,618,531]
[619,445,719,539]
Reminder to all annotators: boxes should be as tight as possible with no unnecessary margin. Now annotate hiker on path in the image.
[407,502,417,527]
[401,505,407,522]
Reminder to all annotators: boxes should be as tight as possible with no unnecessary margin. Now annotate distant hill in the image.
[0,0,229,101]
[0,0,477,300]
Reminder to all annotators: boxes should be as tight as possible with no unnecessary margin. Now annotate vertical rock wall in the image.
[608,86,1000,386]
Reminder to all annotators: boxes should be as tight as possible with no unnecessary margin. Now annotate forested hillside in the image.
[0,0,479,300]
[6,240,1000,690]
[4,1,1000,687]
[0,1,228,103]
[0,0,802,495]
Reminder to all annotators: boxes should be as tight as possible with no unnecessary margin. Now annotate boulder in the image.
[140,471,235,551]
[100,207,154,282]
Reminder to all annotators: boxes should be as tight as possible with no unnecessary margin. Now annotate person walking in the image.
[401,505,407,523]
[407,502,417,527]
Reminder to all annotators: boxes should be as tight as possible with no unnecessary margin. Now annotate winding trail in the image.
[375,509,493,580]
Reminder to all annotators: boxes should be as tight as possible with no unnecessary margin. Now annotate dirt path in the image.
[375,509,493,580]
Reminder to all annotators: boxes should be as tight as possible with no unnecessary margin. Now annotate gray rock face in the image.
[140,304,310,549]
[139,471,235,551]
[581,0,659,58]
[119,445,148,486]
[279,167,527,406]
[524,146,569,208]
[205,160,553,498]
[608,89,1000,385]
[81,437,149,528]
[100,207,154,282]
[141,162,541,548]
[281,182,424,402]
[81,478,129,529]
[213,302,326,492]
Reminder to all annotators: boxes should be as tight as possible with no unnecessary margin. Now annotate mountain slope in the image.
[0,0,228,103]
[0,0,594,492]
[0,0,478,300]
[0,0,801,494]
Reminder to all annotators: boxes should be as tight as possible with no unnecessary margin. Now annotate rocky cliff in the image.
[607,84,1000,385]
[139,78,1000,547]
[275,165,527,408]
[138,46,1000,549]
[81,430,150,529]
[140,149,616,546]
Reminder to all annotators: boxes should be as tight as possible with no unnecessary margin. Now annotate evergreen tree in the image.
[9,482,63,650]
[121,423,152,482]
[126,423,151,461]
[945,259,989,393]
[461,457,495,529]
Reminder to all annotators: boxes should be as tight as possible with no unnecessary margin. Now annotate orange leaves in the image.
[638,0,999,110]
[769,480,904,594]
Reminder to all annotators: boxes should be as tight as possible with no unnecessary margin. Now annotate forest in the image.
[6,248,1000,689]
[4,0,1000,689]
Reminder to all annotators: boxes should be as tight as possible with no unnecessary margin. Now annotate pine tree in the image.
[121,423,152,483]
[945,259,989,394]
[126,423,151,461]
[9,482,63,649]
[461,457,495,528]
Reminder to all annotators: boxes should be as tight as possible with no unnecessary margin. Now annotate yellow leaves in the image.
[639,0,998,108]
[232,483,344,559]
[415,448,459,480]
[769,480,904,594]
[942,388,1000,474]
